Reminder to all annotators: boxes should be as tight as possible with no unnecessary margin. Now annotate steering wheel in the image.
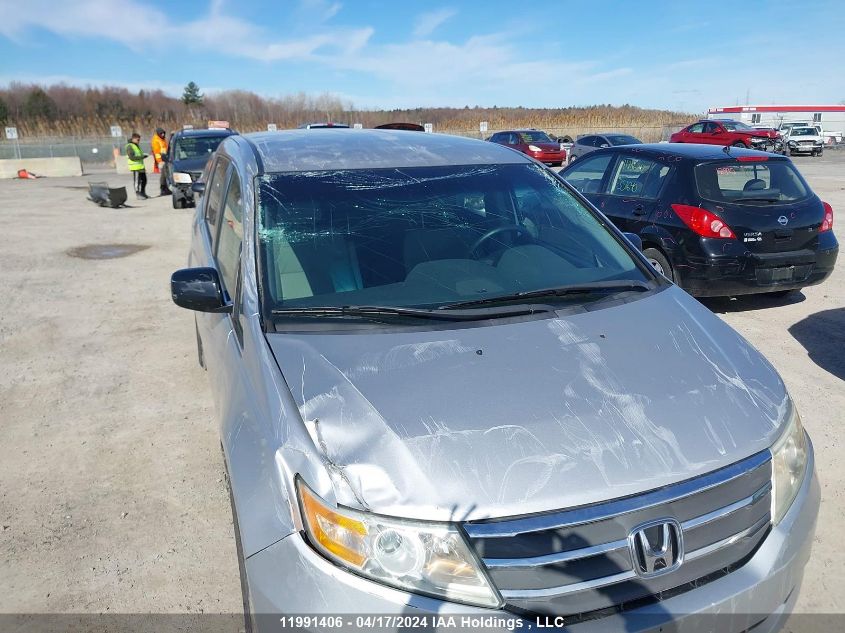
[468,225,529,257]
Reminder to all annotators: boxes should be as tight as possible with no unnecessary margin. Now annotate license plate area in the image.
[756,265,812,285]
[771,267,793,281]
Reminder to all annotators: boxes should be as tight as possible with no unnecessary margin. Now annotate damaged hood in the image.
[269,286,788,522]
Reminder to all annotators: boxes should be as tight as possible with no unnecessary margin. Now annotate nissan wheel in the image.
[643,248,674,282]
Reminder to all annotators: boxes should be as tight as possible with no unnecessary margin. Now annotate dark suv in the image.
[164,128,238,208]
[560,143,837,297]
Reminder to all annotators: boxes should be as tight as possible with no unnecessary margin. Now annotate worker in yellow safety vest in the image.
[151,127,172,196]
[125,132,148,200]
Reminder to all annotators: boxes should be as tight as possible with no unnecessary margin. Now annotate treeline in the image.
[0,82,697,137]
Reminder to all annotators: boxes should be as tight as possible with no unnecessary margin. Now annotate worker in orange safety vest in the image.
[151,127,172,196]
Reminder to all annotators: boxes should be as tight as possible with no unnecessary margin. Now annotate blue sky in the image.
[1,0,843,113]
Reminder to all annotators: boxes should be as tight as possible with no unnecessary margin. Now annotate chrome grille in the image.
[464,450,772,616]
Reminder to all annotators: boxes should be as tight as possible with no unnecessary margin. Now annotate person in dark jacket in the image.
[126,132,148,200]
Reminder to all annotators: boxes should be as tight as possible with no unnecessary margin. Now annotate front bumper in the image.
[678,237,839,297]
[527,150,566,165]
[245,446,820,633]
[750,138,783,153]
[171,183,195,206]
[788,144,823,154]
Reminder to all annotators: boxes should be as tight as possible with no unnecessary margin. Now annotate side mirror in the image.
[170,267,232,313]
[161,152,169,163]
[623,232,643,252]
[191,181,206,195]
[600,143,610,148]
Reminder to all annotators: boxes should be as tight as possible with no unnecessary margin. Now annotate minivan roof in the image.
[245,129,531,173]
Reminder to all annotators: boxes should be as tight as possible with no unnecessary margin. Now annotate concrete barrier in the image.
[0,156,83,178]
[115,154,155,174]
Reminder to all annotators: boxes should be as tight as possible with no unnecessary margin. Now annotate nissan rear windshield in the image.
[695,160,809,204]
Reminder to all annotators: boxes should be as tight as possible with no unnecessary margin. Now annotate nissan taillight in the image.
[821,201,834,232]
[671,204,736,239]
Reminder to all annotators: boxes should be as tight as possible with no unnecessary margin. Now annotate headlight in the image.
[788,141,797,147]
[297,480,501,607]
[528,144,542,152]
[172,171,192,184]
[771,402,808,525]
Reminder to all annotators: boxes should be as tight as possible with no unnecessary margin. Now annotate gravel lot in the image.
[0,152,842,621]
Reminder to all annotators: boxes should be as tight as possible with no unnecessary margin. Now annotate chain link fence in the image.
[0,126,686,172]
[0,136,153,170]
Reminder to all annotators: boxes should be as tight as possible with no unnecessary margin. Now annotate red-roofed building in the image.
[707,105,844,142]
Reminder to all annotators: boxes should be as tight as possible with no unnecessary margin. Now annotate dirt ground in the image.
[0,153,842,620]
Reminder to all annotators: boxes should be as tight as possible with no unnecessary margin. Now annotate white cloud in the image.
[0,0,370,62]
[3,0,778,111]
[315,33,632,108]
[299,0,343,21]
[412,8,457,38]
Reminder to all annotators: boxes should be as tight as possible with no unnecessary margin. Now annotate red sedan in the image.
[488,129,566,166]
[670,119,781,151]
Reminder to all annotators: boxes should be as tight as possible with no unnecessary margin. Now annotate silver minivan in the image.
[171,130,818,633]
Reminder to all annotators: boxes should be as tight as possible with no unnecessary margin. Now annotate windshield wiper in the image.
[438,280,652,310]
[270,304,552,322]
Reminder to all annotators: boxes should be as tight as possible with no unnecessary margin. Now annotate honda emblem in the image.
[628,519,684,578]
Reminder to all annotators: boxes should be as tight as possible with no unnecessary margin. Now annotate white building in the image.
[707,105,845,141]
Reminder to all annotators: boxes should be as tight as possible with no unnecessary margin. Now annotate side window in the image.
[579,136,595,147]
[507,133,519,145]
[608,156,669,198]
[204,157,231,228]
[216,172,243,298]
[688,123,705,134]
[702,122,718,133]
[563,154,613,194]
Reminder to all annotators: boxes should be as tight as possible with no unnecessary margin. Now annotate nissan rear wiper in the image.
[742,197,779,203]
[270,304,552,322]
[438,280,652,310]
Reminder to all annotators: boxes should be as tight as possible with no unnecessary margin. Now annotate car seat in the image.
[262,198,363,301]
[743,178,767,192]
[403,227,476,272]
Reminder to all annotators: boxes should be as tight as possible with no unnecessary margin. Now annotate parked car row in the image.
[171,128,826,631]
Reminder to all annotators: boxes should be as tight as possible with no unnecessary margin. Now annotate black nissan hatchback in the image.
[560,143,838,297]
